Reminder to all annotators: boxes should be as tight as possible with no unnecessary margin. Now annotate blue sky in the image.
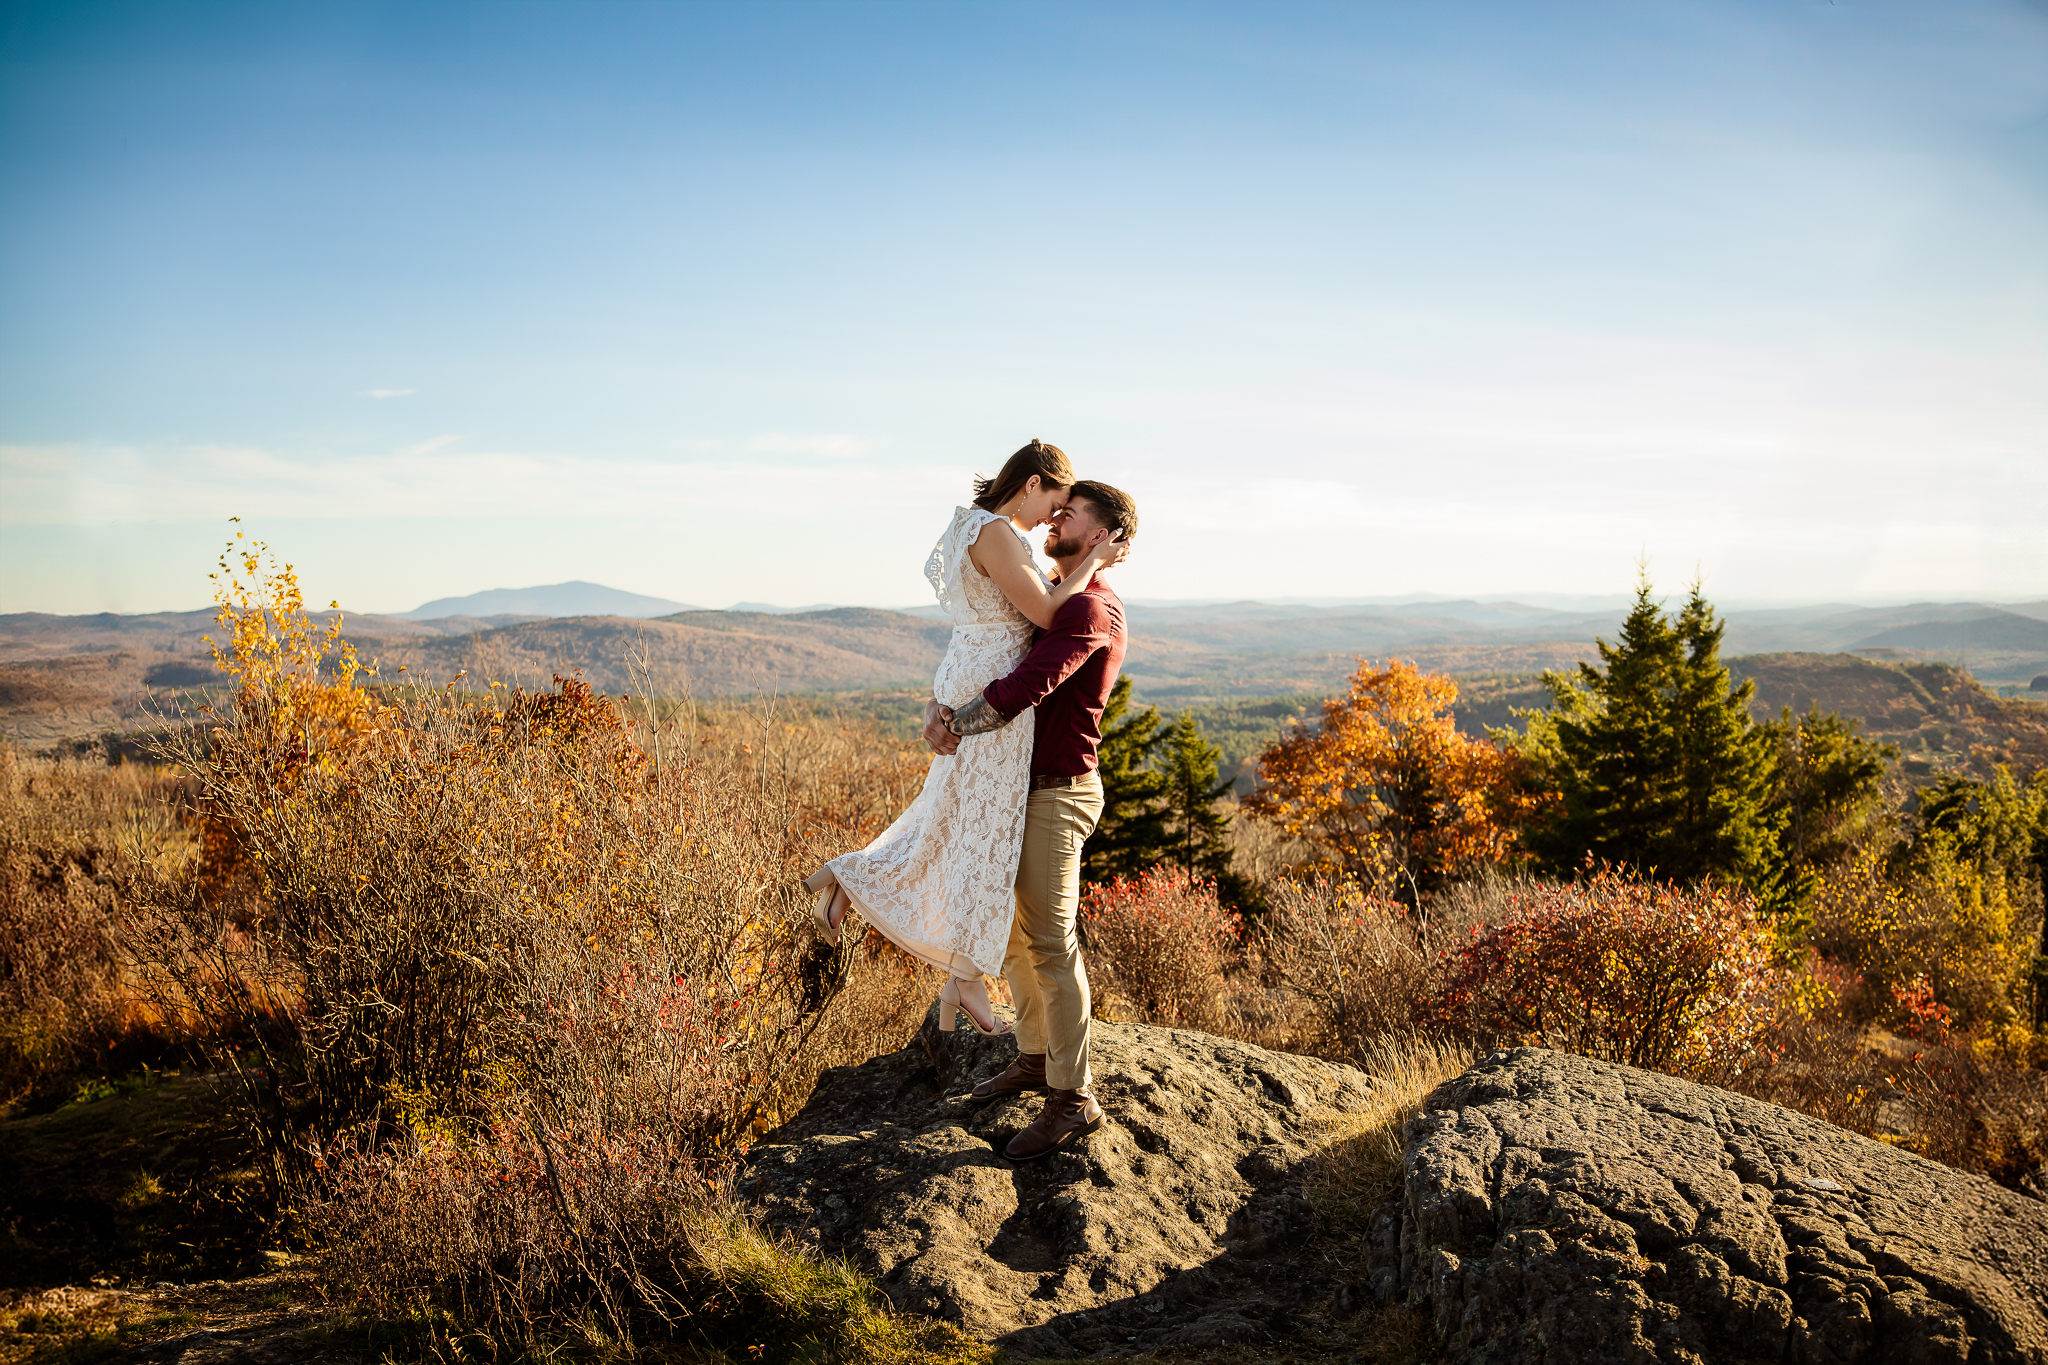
[3,1,2045,614]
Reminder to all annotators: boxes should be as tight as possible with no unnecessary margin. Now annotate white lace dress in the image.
[826,506,1038,978]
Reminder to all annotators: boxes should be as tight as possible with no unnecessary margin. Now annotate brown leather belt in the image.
[1031,771,1100,792]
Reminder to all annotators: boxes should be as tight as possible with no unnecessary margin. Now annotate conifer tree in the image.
[1159,711,1236,881]
[1083,678,1171,883]
[1764,707,1895,878]
[1523,577,1783,889]
[1524,579,1685,870]
[1668,586,1781,887]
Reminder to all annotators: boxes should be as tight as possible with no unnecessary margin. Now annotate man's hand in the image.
[923,699,961,756]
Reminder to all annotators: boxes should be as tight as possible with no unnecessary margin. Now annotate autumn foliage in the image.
[1248,658,1537,900]
[1416,866,1786,1075]
[6,538,2042,1337]
[1080,866,1242,1031]
[120,539,971,1348]
[148,538,933,1164]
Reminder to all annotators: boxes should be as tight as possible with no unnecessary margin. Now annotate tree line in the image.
[1088,577,2048,978]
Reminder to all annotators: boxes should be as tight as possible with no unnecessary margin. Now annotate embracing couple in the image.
[803,439,1136,1163]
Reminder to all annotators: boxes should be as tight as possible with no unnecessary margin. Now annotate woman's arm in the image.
[967,520,1126,629]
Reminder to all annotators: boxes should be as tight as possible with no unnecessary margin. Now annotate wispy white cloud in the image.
[359,388,416,399]
[401,434,466,456]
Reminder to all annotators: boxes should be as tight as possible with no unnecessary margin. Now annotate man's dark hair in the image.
[1066,480,1138,541]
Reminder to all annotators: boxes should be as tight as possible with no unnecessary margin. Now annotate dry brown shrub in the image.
[1716,978,2048,1196]
[1249,875,1489,1063]
[106,541,973,1348]
[1224,796,1322,887]
[192,670,962,1348]
[135,672,934,1156]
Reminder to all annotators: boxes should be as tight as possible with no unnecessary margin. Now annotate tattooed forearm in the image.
[945,696,1007,736]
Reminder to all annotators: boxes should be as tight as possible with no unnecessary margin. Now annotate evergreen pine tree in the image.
[1668,586,1781,887]
[1524,576,1782,889]
[1159,711,1236,881]
[1762,706,1894,889]
[1082,678,1171,883]
[1526,578,1685,870]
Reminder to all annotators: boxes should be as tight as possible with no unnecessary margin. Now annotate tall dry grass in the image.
[0,745,197,1100]
[1249,878,1447,1060]
[62,543,992,1356]
[136,674,936,1160]
[1304,1034,1474,1231]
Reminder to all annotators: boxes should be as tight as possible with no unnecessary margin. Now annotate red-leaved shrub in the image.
[1418,866,1787,1075]
[1887,976,1954,1041]
[1081,868,1241,1031]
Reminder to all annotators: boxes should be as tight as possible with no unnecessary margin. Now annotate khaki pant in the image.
[1004,776,1104,1091]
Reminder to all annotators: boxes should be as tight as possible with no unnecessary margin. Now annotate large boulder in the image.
[739,1011,1374,1358]
[1372,1049,2048,1364]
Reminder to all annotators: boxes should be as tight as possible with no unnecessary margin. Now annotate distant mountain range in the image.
[3,590,2044,755]
[405,581,699,619]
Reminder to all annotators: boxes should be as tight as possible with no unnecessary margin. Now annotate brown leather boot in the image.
[969,1052,1047,1104]
[1003,1086,1104,1161]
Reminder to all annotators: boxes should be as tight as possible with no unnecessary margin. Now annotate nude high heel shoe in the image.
[938,975,1013,1037]
[804,866,843,946]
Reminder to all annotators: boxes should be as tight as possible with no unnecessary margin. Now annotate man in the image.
[923,479,1137,1162]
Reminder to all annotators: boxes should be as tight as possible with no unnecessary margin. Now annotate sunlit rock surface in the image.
[1371,1048,2048,1364]
[739,1011,1374,1358]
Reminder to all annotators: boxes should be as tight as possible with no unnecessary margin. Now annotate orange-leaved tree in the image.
[1247,658,1536,901]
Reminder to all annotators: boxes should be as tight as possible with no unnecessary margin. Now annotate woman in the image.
[803,440,1126,1035]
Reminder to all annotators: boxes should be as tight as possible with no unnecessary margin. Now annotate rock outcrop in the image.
[739,1011,1375,1358]
[1372,1049,2048,1364]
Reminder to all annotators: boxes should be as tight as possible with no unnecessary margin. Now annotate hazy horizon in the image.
[8,580,2048,624]
[4,2,2044,614]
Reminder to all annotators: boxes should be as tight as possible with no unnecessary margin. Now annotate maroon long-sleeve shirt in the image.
[982,579,1127,781]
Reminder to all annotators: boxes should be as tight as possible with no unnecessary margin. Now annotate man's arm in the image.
[946,695,1006,736]
[975,594,1118,723]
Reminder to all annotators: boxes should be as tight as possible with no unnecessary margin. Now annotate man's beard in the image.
[1044,533,1084,559]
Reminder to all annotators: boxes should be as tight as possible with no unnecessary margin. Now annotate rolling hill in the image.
[4,598,2044,779]
[404,581,699,619]
[1456,655,2047,779]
